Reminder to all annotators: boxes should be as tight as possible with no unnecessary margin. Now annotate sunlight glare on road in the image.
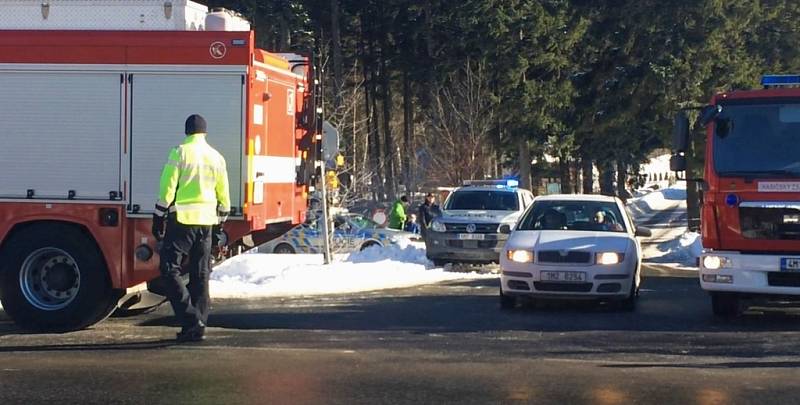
[696,388,730,405]
[591,386,628,405]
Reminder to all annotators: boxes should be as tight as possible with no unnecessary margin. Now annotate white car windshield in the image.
[331,214,379,231]
[445,190,519,211]
[518,200,627,233]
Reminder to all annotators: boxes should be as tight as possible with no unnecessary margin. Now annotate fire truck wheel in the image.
[0,224,120,332]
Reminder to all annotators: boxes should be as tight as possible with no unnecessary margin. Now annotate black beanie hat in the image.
[185,114,207,135]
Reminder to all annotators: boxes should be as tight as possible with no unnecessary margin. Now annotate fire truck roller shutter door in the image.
[129,73,244,215]
[0,71,122,199]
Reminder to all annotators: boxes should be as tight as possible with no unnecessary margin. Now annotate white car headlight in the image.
[702,255,731,270]
[507,250,533,263]
[431,220,446,233]
[596,252,624,265]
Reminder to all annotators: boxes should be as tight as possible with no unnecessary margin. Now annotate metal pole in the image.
[316,59,333,264]
[320,145,333,264]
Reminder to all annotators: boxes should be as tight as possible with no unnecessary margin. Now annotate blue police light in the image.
[506,179,519,188]
[762,75,800,87]
[725,194,739,207]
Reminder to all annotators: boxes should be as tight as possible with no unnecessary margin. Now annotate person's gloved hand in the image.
[212,225,227,247]
[217,205,230,224]
[151,214,166,242]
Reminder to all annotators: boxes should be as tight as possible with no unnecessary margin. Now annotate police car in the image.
[426,180,534,265]
[258,213,419,254]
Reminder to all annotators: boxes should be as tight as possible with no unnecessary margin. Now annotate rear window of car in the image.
[445,190,519,211]
[517,200,627,233]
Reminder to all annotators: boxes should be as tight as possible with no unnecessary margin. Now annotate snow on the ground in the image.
[210,240,494,298]
[644,231,702,268]
[628,182,700,268]
[628,182,686,220]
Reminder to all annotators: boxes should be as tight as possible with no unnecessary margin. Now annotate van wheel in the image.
[0,224,119,332]
[711,292,741,318]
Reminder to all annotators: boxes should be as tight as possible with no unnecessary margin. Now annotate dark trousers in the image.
[159,220,212,328]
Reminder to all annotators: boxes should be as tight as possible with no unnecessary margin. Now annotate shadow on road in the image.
[0,339,176,353]
[601,360,800,369]
[134,276,800,336]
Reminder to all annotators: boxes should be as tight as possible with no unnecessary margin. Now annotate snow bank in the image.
[627,183,686,220]
[644,231,702,267]
[346,241,432,266]
[210,241,493,298]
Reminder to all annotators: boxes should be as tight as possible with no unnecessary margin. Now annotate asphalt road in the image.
[2,265,800,404]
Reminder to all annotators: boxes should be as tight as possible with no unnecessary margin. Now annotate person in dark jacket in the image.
[405,214,421,234]
[417,193,438,238]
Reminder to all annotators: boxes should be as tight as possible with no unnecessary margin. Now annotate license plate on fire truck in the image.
[780,258,800,272]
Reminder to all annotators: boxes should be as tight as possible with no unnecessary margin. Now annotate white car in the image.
[499,194,651,310]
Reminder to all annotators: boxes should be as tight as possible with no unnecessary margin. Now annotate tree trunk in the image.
[361,15,384,201]
[687,130,701,231]
[559,157,572,194]
[616,160,629,201]
[571,161,580,194]
[379,41,397,201]
[495,124,504,179]
[581,157,593,194]
[330,0,344,109]
[599,161,615,196]
[518,136,532,191]
[402,69,414,193]
[369,77,384,200]
[277,15,290,52]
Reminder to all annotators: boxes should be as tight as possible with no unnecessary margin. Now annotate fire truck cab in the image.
[672,74,800,317]
[0,1,315,331]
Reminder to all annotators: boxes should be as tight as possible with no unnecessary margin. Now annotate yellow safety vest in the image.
[155,133,231,225]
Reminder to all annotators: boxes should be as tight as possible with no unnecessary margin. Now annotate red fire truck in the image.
[672,75,800,317]
[0,3,315,331]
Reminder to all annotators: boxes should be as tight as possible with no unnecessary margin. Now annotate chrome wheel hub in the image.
[19,248,81,311]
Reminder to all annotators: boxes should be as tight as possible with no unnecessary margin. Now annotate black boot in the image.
[176,321,206,343]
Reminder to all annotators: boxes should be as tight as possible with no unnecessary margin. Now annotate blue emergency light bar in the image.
[463,179,519,188]
[761,75,800,87]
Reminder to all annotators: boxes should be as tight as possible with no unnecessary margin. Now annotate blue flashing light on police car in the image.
[761,74,800,87]
[462,179,519,189]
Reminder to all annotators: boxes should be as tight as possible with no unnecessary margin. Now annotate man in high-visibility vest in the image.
[151,114,230,343]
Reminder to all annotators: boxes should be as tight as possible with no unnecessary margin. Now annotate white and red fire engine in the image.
[0,1,316,331]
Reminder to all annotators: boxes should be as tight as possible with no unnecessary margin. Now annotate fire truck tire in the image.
[711,292,741,318]
[0,224,119,332]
